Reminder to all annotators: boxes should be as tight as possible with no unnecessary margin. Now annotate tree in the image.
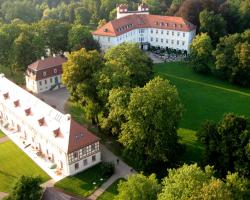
[197,113,250,177]
[115,173,161,200]
[96,43,153,106]
[11,31,45,72]
[213,30,250,86]
[62,48,103,123]
[7,176,42,200]
[74,7,91,25]
[119,77,183,167]
[100,87,131,135]
[37,19,70,54]
[190,33,213,73]
[199,9,227,44]
[175,0,203,26]
[68,24,99,51]
[158,164,249,200]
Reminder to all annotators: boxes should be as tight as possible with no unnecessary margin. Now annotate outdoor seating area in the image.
[149,46,188,63]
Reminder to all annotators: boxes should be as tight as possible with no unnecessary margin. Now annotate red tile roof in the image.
[68,120,100,153]
[92,14,196,37]
[28,56,67,71]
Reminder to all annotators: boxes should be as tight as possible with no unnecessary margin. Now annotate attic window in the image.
[166,23,168,26]
[53,128,60,137]
[38,117,45,126]
[25,108,31,116]
[160,22,164,26]
[14,100,20,107]
[155,21,159,25]
[3,92,9,99]
[103,28,108,32]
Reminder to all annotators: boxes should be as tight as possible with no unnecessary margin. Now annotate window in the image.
[156,38,158,42]
[92,155,96,162]
[171,40,174,44]
[45,80,47,84]
[91,144,95,151]
[161,39,163,43]
[182,41,185,46]
[54,68,57,73]
[50,78,52,83]
[177,32,180,36]
[183,33,185,37]
[108,37,110,42]
[151,29,153,34]
[75,163,79,170]
[172,32,174,36]
[177,40,179,45]
[151,37,153,42]
[167,31,169,35]
[43,71,46,77]
[156,30,158,34]
[161,30,163,34]
[74,152,78,159]
[166,39,168,43]
[83,159,88,166]
[39,81,42,86]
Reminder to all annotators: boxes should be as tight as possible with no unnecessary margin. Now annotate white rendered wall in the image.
[67,152,101,175]
[94,28,196,52]
[26,74,63,94]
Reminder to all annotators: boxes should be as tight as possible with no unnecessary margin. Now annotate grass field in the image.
[97,178,125,200]
[155,62,250,164]
[0,141,50,192]
[154,62,250,130]
[55,163,110,197]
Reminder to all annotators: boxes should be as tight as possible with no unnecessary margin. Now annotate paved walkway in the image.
[87,144,136,200]
[0,136,9,144]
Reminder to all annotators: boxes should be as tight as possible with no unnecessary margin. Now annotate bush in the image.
[101,161,115,177]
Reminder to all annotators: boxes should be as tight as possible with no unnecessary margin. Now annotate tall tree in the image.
[199,9,227,44]
[68,24,99,51]
[119,77,183,168]
[37,19,69,54]
[115,173,161,200]
[197,113,250,177]
[158,164,249,200]
[62,48,103,123]
[190,33,213,73]
[7,176,42,200]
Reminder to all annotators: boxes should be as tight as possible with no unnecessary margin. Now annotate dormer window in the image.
[14,100,20,107]
[25,108,31,116]
[53,128,60,137]
[3,92,9,99]
[38,117,45,126]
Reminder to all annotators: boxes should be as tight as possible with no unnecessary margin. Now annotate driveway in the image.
[36,88,69,113]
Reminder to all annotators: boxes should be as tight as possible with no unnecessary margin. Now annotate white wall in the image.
[67,152,101,175]
[94,27,196,52]
[26,75,63,94]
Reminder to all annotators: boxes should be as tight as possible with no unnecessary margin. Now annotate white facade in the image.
[94,28,196,52]
[26,74,63,94]
[0,74,101,177]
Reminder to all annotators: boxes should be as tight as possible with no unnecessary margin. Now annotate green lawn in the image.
[154,62,250,130]
[55,163,110,198]
[97,178,125,200]
[0,131,5,138]
[0,141,50,192]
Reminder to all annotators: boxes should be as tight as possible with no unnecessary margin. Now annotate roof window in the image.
[38,117,45,126]
[14,100,20,107]
[3,92,9,99]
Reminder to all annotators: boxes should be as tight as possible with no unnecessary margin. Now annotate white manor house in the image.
[0,74,101,177]
[93,3,196,51]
